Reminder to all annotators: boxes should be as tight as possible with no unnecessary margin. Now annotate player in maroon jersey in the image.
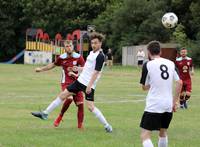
[175,48,194,109]
[35,40,85,128]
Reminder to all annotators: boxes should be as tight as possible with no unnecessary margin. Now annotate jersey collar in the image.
[60,52,80,59]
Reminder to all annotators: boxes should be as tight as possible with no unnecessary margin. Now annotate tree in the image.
[0,0,110,61]
[172,24,187,45]
[94,0,173,61]
[0,0,28,61]
[22,0,109,36]
[1,0,200,64]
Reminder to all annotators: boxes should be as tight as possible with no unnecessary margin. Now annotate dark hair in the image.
[90,32,105,42]
[180,47,187,50]
[147,41,161,55]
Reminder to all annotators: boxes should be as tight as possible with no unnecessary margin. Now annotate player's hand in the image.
[172,105,176,112]
[67,67,73,72]
[68,71,78,78]
[35,67,42,72]
[191,71,194,76]
[68,71,73,76]
[72,66,79,72]
[172,102,179,112]
[86,86,92,94]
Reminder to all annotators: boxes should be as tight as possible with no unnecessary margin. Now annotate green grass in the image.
[0,64,200,147]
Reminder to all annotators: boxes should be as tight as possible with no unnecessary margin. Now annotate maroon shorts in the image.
[181,79,192,93]
[61,83,84,104]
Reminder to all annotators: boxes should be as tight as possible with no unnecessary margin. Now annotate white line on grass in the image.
[0,98,145,105]
[96,99,144,104]
[0,94,147,98]
[1,94,199,105]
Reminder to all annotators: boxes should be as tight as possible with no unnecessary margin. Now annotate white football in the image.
[162,12,178,28]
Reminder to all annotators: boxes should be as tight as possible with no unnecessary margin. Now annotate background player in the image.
[175,48,194,109]
[140,41,182,147]
[106,48,113,68]
[31,32,112,133]
[136,48,145,68]
[35,40,85,129]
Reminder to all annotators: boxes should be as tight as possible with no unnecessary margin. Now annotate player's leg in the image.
[54,83,73,127]
[54,96,73,127]
[86,100,112,132]
[53,80,85,125]
[184,80,192,109]
[184,91,191,108]
[110,60,113,67]
[158,112,173,147]
[31,89,73,120]
[179,83,186,109]
[108,60,113,68]
[61,84,74,114]
[139,60,143,68]
[179,92,185,109]
[137,61,140,68]
[140,112,157,147]
[85,89,112,132]
[60,97,73,116]
[107,60,110,68]
[158,129,168,147]
[74,92,84,129]
[141,129,153,147]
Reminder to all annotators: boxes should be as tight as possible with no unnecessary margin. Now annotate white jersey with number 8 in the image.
[140,57,180,113]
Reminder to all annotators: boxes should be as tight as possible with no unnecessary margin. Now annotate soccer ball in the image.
[162,12,178,28]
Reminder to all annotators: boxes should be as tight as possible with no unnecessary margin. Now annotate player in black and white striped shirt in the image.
[31,32,112,133]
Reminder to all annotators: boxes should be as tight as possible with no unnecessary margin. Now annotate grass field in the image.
[0,64,200,147]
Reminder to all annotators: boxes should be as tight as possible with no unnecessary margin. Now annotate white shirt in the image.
[78,50,105,89]
[136,51,145,61]
[140,57,180,113]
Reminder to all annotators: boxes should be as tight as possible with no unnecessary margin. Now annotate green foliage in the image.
[22,0,109,36]
[93,0,123,60]
[190,1,200,39]
[94,0,172,60]
[0,0,27,60]
[93,0,200,64]
[0,0,110,61]
[185,40,200,67]
[1,0,200,64]
[172,24,187,45]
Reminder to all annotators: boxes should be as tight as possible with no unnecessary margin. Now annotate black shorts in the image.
[140,112,173,131]
[67,80,95,101]
[138,60,143,65]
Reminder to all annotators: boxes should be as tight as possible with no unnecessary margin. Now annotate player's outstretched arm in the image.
[35,63,56,72]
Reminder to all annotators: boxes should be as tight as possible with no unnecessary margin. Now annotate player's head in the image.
[64,40,74,54]
[90,32,105,51]
[180,47,187,58]
[147,41,161,60]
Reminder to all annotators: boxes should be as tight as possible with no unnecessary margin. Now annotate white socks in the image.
[43,97,63,114]
[143,139,154,147]
[92,107,109,127]
[142,136,168,147]
[158,136,168,147]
